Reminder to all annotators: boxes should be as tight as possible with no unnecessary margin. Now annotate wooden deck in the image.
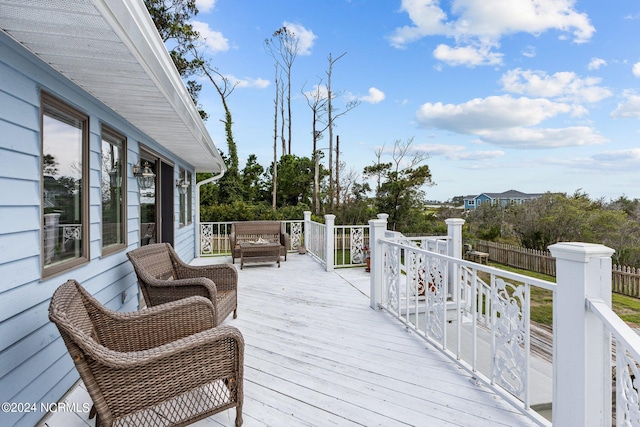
[40,254,540,427]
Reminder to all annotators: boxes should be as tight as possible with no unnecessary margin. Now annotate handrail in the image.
[383,238,556,291]
[587,298,640,361]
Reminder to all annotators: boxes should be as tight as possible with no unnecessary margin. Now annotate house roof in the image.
[0,0,225,174]
[464,190,543,201]
[483,190,542,199]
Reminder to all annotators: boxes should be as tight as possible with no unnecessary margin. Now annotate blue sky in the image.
[190,0,640,202]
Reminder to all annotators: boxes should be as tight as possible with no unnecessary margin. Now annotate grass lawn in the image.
[487,262,640,328]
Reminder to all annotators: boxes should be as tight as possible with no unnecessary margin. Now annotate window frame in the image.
[100,124,128,256]
[41,92,90,278]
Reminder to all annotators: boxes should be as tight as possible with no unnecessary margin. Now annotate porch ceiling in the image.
[0,0,225,173]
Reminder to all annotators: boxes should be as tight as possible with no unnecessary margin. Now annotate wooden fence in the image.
[472,240,557,276]
[612,264,640,298]
[470,240,640,298]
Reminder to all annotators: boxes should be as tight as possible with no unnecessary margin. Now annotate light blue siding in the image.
[0,31,200,426]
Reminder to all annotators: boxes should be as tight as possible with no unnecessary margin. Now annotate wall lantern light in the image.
[176,178,190,195]
[132,161,155,190]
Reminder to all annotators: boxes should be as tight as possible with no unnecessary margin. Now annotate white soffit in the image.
[0,0,225,173]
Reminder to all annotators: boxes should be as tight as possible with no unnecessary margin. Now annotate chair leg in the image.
[235,405,243,427]
[89,405,102,427]
[233,308,238,319]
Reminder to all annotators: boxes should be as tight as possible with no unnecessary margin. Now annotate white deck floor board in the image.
[40,254,542,427]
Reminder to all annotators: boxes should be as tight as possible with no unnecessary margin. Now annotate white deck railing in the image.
[199,212,373,270]
[305,217,326,268]
[369,217,640,427]
[198,213,640,425]
[198,220,304,256]
[375,238,553,425]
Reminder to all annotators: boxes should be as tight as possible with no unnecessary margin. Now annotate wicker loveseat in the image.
[49,279,244,427]
[229,221,289,264]
[127,243,238,325]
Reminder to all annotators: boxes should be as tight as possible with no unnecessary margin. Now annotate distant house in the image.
[0,1,226,425]
[463,190,543,211]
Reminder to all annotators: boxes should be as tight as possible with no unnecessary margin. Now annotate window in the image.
[101,126,127,254]
[42,93,89,276]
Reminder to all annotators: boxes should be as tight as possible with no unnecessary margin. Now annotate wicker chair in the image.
[48,279,244,427]
[127,243,238,325]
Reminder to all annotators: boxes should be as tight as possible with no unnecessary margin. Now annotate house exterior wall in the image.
[0,32,197,426]
[463,198,475,210]
[475,194,492,207]
[464,192,542,211]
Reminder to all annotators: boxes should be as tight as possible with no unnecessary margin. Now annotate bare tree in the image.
[302,80,329,214]
[325,52,360,211]
[367,145,389,194]
[272,64,280,209]
[190,48,243,200]
[265,26,299,154]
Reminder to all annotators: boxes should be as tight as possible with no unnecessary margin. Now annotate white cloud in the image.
[500,68,612,103]
[611,92,640,118]
[521,45,536,58]
[588,57,607,70]
[550,148,640,172]
[433,44,503,67]
[282,22,317,55]
[416,95,606,148]
[226,75,270,89]
[388,0,449,48]
[593,148,640,162]
[195,0,216,13]
[633,62,640,77]
[448,0,594,43]
[415,143,505,160]
[191,20,229,52]
[390,0,594,66]
[303,84,329,100]
[360,87,385,104]
[417,95,573,132]
[478,126,607,148]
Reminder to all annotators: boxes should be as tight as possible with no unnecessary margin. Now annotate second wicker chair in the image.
[127,243,238,325]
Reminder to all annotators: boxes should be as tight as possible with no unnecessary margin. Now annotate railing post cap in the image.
[377,213,389,221]
[324,214,336,220]
[548,242,615,262]
[445,218,465,225]
[369,218,386,226]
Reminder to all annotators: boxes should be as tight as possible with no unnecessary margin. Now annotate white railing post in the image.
[548,242,615,427]
[325,214,335,272]
[369,214,388,309]
[445,218,465,259]
[303,211,311,251]
[445,218,465,300]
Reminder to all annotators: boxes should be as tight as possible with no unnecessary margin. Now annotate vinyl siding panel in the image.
[0,32,201,426]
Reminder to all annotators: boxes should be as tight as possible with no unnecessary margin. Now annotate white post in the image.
[445,218,465,259]
[446,218,465,299]
[324,214,335,272]
[303,211,311,252]
[369,215,388,309]
[548,242,614,427]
